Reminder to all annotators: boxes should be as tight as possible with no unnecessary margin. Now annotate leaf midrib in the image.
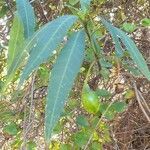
[9,18,22,67]
[23,0,29,37]
[23,16,74,76]
[47,32,80,135]
[9,16,74,76]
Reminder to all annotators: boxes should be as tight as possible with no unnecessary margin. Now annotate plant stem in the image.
[83,22,102,72]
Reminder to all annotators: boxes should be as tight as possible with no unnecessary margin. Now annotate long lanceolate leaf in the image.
[100,19,124,57]
[6,15,77,87]
[108,28,124,57]
[16,0,35,38]
[19,15,77,86]
[4,0,35,91]
[45,30,85,143]
[116,28,150,80]
[7,15,24,70]
[100,18,150,80]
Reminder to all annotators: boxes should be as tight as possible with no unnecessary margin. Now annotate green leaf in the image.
[11,138,22,149]
[45,30,85,143]
[104,111,116,120]
[76,115,89,127]
[0,5,8,17]
[100,68,110,80]
[0,111,14,123]
[60,144,72,150]
[90,116,99,128]
[80,0,91,12]
[100,18,150,80]
[96,89,111,98]
[99,103,116,120]
[141,18,150,27]
[85,48,95,63]
[111,102,127,113]
[53,121,63,134]
[69,0,80,5]
[65,4,80,16]
[99,103,108,113]
[26,141,36,150]
[99,58,112,68]
[116,28,150,80]
[67,99,79,111]
[73,130,90,147]
[3,122,19,136]
[91,141,102,150]
[16,0,36,38]
[111,32,124,57]
[7,15,24,70]
[100,18,124,57]
[37,66,49,85]
[99,102,126,120]
[126,66,142,77]
[122,22,136,33]
[124,89,135,100]
[0,80,4,91]
[18,15,77,86]
[4,15,77,92]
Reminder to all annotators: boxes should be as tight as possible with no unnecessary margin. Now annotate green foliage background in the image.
[0,0,150,149]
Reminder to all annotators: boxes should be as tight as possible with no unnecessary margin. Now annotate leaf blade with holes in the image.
[100,18,150,80]
[16,0,36,38]
[45,30,85,143]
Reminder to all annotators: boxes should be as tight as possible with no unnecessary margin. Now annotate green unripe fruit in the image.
[81,85,100,114]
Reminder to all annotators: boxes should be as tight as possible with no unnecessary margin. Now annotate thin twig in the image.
[5,0,14,17]
[133,82,150,123]
[36,0,49,23]
[83,22,102,72]
[138,90,150,113]
[22,103,27,150]
[22,72,37,149]
[28,72,36,122]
